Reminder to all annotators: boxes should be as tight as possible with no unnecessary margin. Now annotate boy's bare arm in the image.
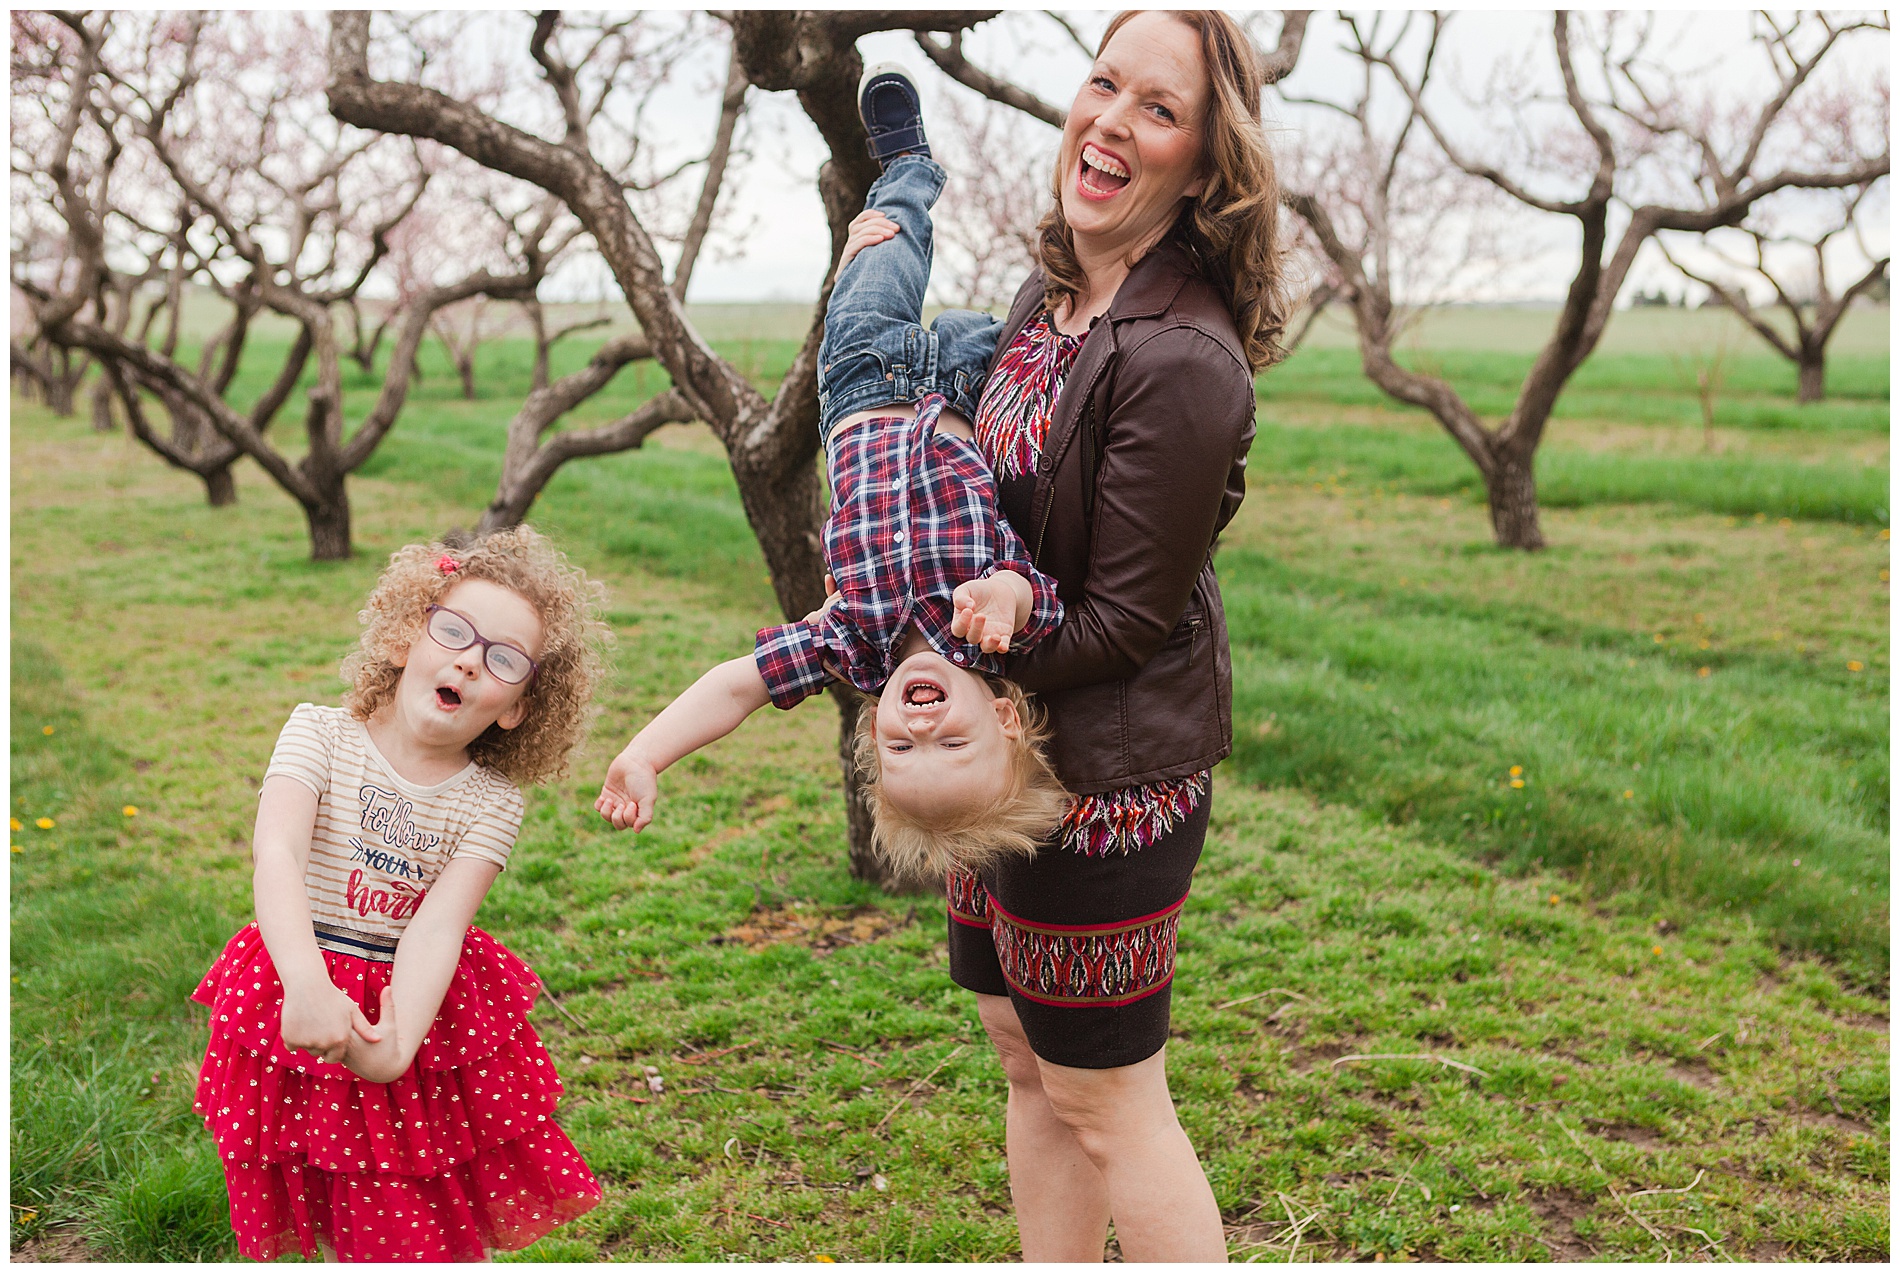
[597,656,773,832]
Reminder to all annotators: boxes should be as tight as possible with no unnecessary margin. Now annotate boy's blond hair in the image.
[340,525,610,786]
[853,678,1070,879]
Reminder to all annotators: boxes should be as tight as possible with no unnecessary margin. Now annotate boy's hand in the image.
[952,576,1026,654]
[839,211,899,270]
[279,974,380,1065]
[342,985,409,1084]
[596,747,661,833]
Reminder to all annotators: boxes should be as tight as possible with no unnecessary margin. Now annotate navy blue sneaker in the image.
[858,62,930,168]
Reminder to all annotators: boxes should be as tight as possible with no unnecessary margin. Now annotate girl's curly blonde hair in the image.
[340,525,609,786]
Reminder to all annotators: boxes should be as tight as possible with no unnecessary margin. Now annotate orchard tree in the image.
[17,11,561,557]
[1304,9,1890,547]
[1659,177,1889,403]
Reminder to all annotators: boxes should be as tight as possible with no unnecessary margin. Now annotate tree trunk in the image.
[303,491,352,561]
[204,464,238,507]
[455,355,476,400]
[1485,452,1544,550]
[1797,354,1825,404]
[44,369,76,417]
[90,377,116,431]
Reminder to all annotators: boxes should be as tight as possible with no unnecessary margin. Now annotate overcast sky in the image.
[482,9,1889,307]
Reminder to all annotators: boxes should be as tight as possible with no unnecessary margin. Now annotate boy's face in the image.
[873,650,1023,822]
[388,579,544,752]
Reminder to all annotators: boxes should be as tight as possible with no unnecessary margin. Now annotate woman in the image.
[952,10,1289,1261]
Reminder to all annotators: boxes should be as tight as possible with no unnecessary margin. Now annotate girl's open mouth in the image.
[1078,142,1131,197]
[435,686,462,708]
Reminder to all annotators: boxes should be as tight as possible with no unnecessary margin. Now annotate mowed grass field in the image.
[10,302,1889,1261]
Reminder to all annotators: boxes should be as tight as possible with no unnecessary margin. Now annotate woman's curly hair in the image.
[340,526,610,786]
[1037,9,1293,373]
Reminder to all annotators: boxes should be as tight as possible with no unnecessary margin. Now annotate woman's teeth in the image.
[1081,144,1131,193]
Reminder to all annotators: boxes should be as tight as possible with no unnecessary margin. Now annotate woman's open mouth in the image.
[1078,142,1131,198]
[435,685,463,708]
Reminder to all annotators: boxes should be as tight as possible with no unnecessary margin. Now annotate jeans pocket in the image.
[818,346,893,407]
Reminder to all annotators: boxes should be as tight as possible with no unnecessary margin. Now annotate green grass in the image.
[1259,347,1890,434]
[1248,419,1891,525]
[10,304,1890,1260]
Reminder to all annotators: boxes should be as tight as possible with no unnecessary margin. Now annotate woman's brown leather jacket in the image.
[998,238,1258,796]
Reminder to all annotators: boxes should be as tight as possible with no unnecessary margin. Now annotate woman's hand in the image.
[279,972,380,1065]
[839,210,899,271]
[342,986,410,1084]
[802,573,843,625]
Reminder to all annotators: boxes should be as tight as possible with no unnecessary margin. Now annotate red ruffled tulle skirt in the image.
[191,923,601,1262]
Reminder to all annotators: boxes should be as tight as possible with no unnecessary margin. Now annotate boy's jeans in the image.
[817,155,1003,446]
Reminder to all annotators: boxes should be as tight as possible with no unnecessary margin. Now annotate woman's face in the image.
[1058,11,1210,267]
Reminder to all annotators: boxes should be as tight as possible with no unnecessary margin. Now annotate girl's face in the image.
[388,579,544,753]
[1058,11,1210,270]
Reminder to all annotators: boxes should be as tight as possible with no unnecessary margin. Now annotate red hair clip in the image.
[435,554,460,576]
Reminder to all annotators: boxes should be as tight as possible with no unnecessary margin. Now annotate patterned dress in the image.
[973,310,1212,858]
[192,706,600,1261]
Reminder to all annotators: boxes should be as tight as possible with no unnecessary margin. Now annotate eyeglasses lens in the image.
[485,646,531,683]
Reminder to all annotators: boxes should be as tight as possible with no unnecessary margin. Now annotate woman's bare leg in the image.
[978,993,1227,1262]
[1036,1046,1227,1261]
[976,994,1111,1261]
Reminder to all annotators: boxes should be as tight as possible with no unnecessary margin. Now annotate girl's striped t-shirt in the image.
[264,703,523,961]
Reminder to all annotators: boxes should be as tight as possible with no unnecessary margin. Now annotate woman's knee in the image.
[1036,1051,1176,1162]
[975,994,1044,1090]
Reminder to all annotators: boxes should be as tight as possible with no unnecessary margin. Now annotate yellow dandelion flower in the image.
[1696,638,1711,650]
[1651,945,1663,955]
[35,817,53,830]
[41,725,54,736]
[1847,661,1864,672]
[1881,570,1890,583]
[1654,633,1665,643]
[1510,778,1525,789]
[815,1258,837,1265]
[10,845,19,854]
[1509,765,1523,777]
[1882,529,1891,541]
[1778,518,1793,529]
[1697,667,1711,678]
[122,805,140,818]
[1548,893,1560,905]
[7,818,18,832]
[1623,790,1634,800]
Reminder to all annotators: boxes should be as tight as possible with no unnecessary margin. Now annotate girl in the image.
[192,526,609,1262]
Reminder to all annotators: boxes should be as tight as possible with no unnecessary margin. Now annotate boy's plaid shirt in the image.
[754,396,1063,709]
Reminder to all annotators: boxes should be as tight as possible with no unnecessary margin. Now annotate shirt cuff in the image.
[753,620,834,710]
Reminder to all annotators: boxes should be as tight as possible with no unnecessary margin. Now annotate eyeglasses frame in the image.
[423,604,540,685]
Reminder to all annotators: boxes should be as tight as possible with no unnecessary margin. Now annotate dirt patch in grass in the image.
[1528,1188,1597,1260]
[711,903,913,954]
[11,1224,107,1263]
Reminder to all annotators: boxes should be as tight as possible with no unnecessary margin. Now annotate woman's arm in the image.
[253,775,380,1063]
[1008,326,1256,695]
[344,855,502,1084]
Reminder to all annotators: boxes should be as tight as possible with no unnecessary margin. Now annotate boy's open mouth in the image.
[435,685,463,708]
[1079,142,1131,196]
[903,679,946,706]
